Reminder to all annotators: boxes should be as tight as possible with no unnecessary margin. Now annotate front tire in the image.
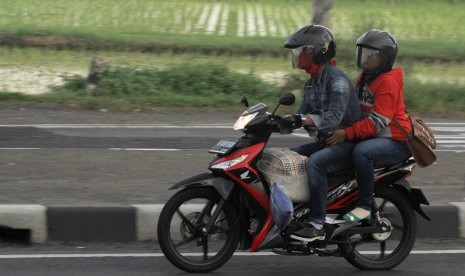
[157,187,240,273]
[341,188,417,270]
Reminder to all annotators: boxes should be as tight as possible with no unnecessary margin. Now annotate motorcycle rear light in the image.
[210,154,249,170]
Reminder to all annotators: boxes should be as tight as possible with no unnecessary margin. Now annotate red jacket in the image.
[345,68,411,141]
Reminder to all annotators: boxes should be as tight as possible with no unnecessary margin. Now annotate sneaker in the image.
[290,224,325,242]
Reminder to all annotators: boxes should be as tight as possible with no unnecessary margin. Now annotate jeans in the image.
[353,138,411,210]
[290,141,356,224]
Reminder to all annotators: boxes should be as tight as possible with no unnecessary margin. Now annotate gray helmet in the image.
[356,30,398,74]
[284,25,336,64]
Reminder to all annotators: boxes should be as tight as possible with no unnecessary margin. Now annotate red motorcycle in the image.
[157,92,430,273]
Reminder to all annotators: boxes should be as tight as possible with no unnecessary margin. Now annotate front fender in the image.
[170,173,235,200]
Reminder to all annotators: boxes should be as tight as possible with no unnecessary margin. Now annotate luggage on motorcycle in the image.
[270,183,293,230]
[257,148,310,202]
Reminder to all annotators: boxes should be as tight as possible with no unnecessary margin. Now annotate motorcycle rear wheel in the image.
[341,188,417,270]
[157,187,240,273]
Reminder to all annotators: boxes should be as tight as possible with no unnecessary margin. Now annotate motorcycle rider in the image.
[327,30,412,222]
[279,25,362,242]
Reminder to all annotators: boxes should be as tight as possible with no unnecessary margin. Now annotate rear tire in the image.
[341,188,417,270]
[157,187,240,273]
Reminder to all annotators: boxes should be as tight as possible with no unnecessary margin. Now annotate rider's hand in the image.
[278,115,303,134]
[326,129,347,145]
[277,115,294,134]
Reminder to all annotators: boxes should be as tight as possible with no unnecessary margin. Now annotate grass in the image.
[0,60,463,116]
[2,46,464,89]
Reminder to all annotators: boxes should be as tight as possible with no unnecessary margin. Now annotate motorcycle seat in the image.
[328,157,414,178]
[327,157,415,188]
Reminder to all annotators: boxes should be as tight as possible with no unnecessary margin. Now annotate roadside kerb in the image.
[451,202,465,238]
[0,204,463,243]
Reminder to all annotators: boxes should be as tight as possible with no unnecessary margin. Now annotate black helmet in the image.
[356,30,398,74]
[284,25,336,64]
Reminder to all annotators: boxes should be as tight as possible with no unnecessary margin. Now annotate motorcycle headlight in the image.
[234,113,258,130]
[210,154,249,170]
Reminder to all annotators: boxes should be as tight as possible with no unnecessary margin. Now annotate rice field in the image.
[1,0,464,41]
[1,0,465,94]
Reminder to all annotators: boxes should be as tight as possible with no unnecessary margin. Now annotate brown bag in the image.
[393,115,437,167]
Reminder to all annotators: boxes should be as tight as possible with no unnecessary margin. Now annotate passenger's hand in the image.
[326,129,347,145]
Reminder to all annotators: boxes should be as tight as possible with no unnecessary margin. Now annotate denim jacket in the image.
[296,63,362,138]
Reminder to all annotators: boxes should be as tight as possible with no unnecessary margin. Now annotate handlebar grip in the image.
[270,122,281,133]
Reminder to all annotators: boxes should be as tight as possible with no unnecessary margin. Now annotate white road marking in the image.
[109,148,180,151]
[429,123,465,125]
[1,123,464,131]
[0,148,209,151]
[436,140,465,144]
[432,127,465,132]
[0,250,464,259]
[435,135,465,139]
[1,123,464,152]
[0,124,233,129]
[0,148,40,150]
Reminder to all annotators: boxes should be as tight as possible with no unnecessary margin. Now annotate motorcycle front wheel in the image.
[340,187,417,270]
[157,187,240,273]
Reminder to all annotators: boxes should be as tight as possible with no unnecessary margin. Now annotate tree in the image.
[312,0,333,27]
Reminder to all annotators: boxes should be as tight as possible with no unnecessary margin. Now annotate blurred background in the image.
[0,0,464,115]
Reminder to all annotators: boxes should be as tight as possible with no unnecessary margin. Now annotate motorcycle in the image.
[157,92,431,273]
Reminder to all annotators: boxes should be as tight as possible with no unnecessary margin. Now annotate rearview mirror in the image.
[279,92,295,106]
[241,95,249,108]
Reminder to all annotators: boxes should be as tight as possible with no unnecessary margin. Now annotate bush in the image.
[52,74,87,92]
[15,62,465,116]
[51,61,282,107]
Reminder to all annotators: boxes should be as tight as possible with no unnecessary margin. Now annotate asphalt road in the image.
[0,104,464,205]
[0,239,465,276]
[0,105,464,275]
[2,253,465,276]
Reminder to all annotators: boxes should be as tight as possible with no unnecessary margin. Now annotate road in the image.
[0,107,464,275]
[0,240,465,276]
[0,120,464,204]
[1,121,464,151]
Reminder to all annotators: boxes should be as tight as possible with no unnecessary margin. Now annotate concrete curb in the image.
[0,204,463,243]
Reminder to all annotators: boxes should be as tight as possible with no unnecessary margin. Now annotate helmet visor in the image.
[291,45,314,68]
[356,46,381,70]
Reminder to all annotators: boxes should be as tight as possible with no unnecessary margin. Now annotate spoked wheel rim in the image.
[342,188,416,270]
[158,187,239,272]
[170,200,230,262]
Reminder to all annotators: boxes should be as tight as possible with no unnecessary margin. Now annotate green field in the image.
[2,0,464,40]
[2,0,465,60]
[0,0,464,115]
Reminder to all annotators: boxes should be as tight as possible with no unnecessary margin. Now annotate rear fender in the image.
[379,178,431,221]
[170,173,235,200]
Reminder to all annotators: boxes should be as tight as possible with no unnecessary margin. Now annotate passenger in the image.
[327,30,412,222]
[278,25,362,242]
